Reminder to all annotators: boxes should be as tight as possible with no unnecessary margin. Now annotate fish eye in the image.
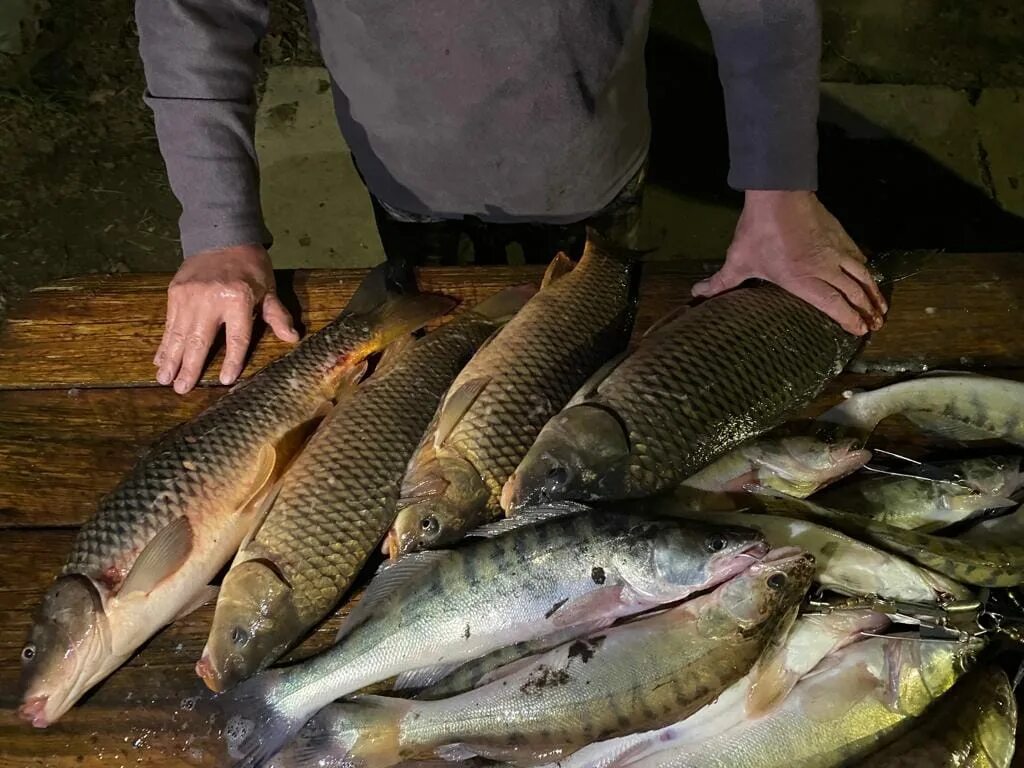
[704,534,728,553]
[546,466,568,487]
[230,627,250,647]
[995,695,1009,714]
[421,516,440,536]
[767,573,787,590]
[21,644,36,661]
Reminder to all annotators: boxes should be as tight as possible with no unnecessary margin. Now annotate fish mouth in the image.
[709,540,770,582]
[18,695,51,729]
[196,653,226,694]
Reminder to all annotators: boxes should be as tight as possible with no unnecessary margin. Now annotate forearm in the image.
[697,0,821,191]
[136,0,270,256]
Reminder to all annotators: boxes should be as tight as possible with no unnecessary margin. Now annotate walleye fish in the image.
[387,235,639,558]
[502,282,861,512]
[681,435,870,498]
[863,665,1016,768]
[218,506,768,767]
[265,549,813,768]
[17,263,454,728]
[819,374,1024,445]
[815,455,1023,532]
[544,609,888,768]
[198,286,534,692]
[764,495,1024,588]
[672,505,972,605]
[614,633,979,768]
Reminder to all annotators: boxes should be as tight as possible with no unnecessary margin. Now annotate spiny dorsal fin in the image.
[467,502,591,537]
[541,252,576,289]
[119,516,194,596]
[434,377,489,448]
[335,550,451,643]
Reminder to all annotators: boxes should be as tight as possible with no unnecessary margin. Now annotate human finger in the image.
[784,277,868,336]
[691,263,745,298]
[154,297,180,367]
[174,311,221,394]
[829,271,881,331]
[156,304,190,386]
[220,304,254,386]
[262,293,300,342]
[841,257,888,317]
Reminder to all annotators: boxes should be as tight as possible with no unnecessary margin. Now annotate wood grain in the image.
[1,257,1024,767]
[0,255,1021,390]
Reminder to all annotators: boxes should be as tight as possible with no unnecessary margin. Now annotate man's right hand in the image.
[155,245,299,394]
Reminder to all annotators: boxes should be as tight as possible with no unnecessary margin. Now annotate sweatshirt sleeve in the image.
[697,0,821,191]
[136,0,271,257]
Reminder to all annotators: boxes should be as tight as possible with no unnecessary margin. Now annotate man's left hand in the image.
[692,190,887,336]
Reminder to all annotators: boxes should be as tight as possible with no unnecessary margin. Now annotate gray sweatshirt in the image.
[136,0,821,257]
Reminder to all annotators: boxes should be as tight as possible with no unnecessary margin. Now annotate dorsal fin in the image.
[541,252,576,288]
[467,502,591,538]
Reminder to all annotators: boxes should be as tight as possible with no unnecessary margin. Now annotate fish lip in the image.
[18,695,51,728]
[708,540,769,582]
[196,653,226,694]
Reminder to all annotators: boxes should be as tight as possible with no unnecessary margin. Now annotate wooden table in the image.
[0,258,1022,766]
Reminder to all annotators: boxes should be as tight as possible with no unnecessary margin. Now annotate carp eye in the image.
[704,534,728,553]
[230,627,250,647]
[546,466,568,487]
[995,695,1009,714]
[767,573,787,590]
[21,644,36,661]
[421,516,440,536]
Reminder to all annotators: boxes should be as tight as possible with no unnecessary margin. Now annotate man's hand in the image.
[692,191,887,336]
[155,245,299,394]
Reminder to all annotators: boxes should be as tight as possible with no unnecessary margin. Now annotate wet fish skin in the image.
[815,455,1023,532]
[861,665,1016,768]
[542,609,889,768]
[217,507,768,768]
[389,237,640,558]
[616,633,979,768]
[199,286,534,692]
[819,374,1024,446]
[682,435,870,498]
[271,549,813,768]
[657,497,973,605]
[502,282,860,512]
[18,264,454,728]
[760,494,1024,588]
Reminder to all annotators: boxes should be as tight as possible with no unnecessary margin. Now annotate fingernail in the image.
[174,379,189,395]
[871,316,883,331]
[220,369,237,386]
[157,369,172,385]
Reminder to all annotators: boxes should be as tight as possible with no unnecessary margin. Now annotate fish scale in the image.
[63,315,385,584]
[505,283,859,508]
[387,240,639,557]
[21,265,455,728]
[200,303,525,692]
[243,322,499,622]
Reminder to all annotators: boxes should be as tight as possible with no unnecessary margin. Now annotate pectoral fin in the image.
[541,252,576,288]
[174,585,219,621]
[435,377,489,447]
[119,516,194,596]
[548,585,627,628]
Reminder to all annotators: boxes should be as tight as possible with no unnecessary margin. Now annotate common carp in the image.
[387,234,639,558]
[502,282,860,512]
[198,286,534,692]
[217,506,767,767]
[18,263,454,727]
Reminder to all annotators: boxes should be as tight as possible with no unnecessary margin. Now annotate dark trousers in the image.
[368,164,646,267]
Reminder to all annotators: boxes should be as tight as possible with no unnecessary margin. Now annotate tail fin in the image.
[276,698,410,768]
[218,669,308,768]
[583,226,652,264]
[469,284,537,324]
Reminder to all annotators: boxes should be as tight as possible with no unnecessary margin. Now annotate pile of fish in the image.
[17,236,1024,768]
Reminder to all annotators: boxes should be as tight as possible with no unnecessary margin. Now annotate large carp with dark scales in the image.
[17,263,455,727]
[503,282,863,511]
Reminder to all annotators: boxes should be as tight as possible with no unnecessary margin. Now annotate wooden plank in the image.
[0,528,359,768]
[0,255,1021,390]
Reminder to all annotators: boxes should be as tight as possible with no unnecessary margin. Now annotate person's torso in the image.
[306,0,653,221]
